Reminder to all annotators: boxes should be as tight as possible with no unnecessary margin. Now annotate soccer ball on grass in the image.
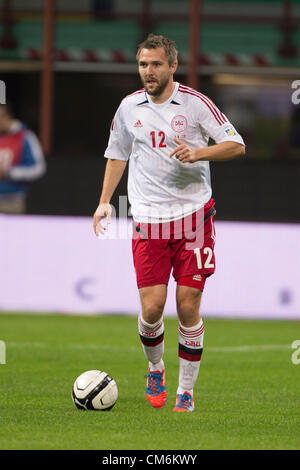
[72,370,118,411]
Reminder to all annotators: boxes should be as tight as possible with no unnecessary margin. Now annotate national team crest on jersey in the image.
[171,115,188,133]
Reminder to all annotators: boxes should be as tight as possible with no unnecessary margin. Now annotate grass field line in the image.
[6,341,292,353]
[207,344,291,352]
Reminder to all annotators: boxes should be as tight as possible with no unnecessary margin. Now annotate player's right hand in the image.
[93,203,112,236]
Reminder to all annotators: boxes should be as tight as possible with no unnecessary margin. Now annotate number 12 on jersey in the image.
[150,131,166,148]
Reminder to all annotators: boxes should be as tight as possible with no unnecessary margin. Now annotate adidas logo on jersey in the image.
[192,275,202,281]
[134,120,143,128]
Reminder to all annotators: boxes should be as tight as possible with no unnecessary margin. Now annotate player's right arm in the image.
[93,102,131,237]
[93,158,127,236]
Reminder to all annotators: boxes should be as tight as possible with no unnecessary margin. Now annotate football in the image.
[72,370,118,411]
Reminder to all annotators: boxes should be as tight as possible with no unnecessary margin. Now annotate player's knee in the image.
[176,298,201,327]
[142,302,164,324]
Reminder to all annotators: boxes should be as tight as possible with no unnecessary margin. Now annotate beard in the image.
[142,74,170,96]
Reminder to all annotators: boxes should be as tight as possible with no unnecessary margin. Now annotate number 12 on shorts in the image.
[193,247,214,269]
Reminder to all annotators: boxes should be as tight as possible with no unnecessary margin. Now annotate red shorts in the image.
[132,198,216,291]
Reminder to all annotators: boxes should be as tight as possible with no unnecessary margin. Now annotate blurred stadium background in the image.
[0,0,299,319]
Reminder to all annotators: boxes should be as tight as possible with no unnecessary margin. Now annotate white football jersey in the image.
[104,81,244,223]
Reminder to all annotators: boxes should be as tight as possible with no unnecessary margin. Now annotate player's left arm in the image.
[169,95,245,163]
[169,138,245,163]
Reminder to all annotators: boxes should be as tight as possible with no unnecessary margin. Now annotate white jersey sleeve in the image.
[104,103,132,161]
[195,92,244,146]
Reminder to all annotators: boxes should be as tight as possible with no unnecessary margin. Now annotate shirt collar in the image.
[138,82,181,107]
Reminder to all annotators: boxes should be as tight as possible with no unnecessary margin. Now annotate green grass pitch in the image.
[0,313,299,450]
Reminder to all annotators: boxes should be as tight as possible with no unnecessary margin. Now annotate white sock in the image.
[177,319,204,396]
[138,313,165,372]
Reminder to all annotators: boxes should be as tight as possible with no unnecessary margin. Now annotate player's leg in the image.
[176,284,202,327]
[138,284,167,408]
[138,284,167,372]
[171,198,216,411]
[173,284,204,412]
[132,223,171,408]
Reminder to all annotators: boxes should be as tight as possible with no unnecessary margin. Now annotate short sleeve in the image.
[197,95,245,146]
[104,103,132,161]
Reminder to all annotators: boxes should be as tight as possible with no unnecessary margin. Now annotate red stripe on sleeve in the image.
[178,85,227,125]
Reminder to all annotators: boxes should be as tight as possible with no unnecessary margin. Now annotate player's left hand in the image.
[169,137,199,163]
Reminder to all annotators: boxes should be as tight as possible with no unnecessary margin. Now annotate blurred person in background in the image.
[0,102,46,214]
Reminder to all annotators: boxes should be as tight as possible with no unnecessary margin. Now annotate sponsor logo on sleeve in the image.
[225,127,236,137]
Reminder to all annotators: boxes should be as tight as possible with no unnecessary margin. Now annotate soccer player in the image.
[93,34,245,412]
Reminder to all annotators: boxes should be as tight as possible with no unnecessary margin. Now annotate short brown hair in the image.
[136,34,178,66]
